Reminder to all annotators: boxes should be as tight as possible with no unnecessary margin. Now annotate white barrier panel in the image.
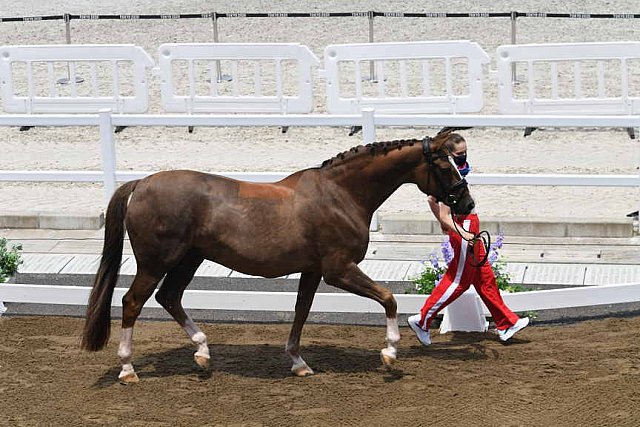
[497,42,640,115]
[323,40,490,114]
[0,44,154,113]
[158,43,320,113]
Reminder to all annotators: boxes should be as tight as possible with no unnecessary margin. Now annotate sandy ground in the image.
[1,314,639,426]
[0,1,639,219]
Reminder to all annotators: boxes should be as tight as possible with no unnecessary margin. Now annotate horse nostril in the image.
[467,200,475,213]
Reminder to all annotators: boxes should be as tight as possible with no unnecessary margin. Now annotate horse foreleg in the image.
[323,263,399,368]
[286,271,322,376]
[118,269,162,383]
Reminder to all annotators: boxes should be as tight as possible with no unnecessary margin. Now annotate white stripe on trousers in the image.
[420,219,471,329]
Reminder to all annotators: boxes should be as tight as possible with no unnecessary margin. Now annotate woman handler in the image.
[407,132,529,345]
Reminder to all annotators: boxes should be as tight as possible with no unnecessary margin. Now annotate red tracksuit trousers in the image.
[418,214,520,331]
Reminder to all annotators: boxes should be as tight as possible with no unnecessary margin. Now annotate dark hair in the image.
[442,133,466,152]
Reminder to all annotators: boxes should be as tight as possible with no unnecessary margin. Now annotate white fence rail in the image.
[1,282,639,322]
[0,110,639,219]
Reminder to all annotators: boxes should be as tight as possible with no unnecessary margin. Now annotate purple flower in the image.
[494,233,504,250]
[488,249,499,265]
[428,252,440,269]
[441,237,454,265]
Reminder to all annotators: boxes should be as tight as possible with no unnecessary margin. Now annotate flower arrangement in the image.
[413,233,523,294]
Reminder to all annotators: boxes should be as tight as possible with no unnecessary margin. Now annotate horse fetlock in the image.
[191,331,207,345]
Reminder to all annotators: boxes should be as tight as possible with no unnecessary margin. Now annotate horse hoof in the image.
[119,372,139,384]
[291,363,314,377]
[194,354,210,369]
[380,348,397,367]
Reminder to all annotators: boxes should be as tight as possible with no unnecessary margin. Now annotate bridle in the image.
[422,137,469,210]
[422,136,491,267]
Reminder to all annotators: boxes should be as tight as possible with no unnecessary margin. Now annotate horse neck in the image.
[324,145,422,213]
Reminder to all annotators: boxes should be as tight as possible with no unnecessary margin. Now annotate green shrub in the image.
[0,237,22,282]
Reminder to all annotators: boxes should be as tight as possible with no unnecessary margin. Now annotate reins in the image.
[450,214,491,267]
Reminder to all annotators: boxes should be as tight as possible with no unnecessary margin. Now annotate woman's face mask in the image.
[452,152,471,176]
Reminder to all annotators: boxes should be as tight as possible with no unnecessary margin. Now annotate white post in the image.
[361,107,376,144]
[0,300,6,317]
[99,109,117,202]
[361,107,379,231]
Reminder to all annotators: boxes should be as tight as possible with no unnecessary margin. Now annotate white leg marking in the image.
[183,317,210,359]
[382,317,400,359]
[117,328,136,380]
[117,328,133,363]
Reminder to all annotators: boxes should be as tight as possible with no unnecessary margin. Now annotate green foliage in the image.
[0,237,22,282]
[414,264,446,295]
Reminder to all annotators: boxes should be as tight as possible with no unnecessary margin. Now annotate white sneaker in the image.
[407,314,431,346]
[498,317,530,342]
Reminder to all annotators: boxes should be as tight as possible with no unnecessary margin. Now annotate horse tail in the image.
[81,179,139,352]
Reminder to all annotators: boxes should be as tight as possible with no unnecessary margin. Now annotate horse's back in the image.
[125,169,321,276]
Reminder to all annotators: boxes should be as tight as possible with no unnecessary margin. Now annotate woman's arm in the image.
[429,197,475,240]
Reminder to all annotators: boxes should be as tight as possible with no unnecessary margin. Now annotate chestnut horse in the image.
[81,129,474,382]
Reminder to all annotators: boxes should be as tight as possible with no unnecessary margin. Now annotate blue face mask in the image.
[458,162,471,177]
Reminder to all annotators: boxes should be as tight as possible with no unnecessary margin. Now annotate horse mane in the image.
[320,139,419,169]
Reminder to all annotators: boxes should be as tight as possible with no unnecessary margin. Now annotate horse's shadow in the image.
[94,343,381,387]
[93,336,503,388]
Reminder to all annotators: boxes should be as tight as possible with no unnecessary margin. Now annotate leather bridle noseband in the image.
[422,136,491,267]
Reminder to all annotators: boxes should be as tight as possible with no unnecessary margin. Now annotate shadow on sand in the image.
[92,334,516,388]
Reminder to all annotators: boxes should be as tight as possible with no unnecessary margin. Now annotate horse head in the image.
[414,128,475,215]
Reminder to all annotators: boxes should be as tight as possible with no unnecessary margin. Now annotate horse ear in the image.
[436,126,473,136]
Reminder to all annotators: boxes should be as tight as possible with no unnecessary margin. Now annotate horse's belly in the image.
[199,236,315,278]
[207,251,313,278]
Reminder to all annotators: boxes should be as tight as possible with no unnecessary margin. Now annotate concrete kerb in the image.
[379,213,637,238]
[0,210,637,237]
[0,211,104,230]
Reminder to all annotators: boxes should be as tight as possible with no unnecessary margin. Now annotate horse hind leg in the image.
[286,271,322,377]
[118,268,164,384]
[154,251,209,370]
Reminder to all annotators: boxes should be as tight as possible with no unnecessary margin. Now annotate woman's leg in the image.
[418,219,474,330]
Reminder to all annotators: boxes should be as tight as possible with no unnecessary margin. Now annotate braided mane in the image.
[320,139,419,169]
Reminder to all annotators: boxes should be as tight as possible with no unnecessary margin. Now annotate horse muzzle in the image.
[444,195,476,215]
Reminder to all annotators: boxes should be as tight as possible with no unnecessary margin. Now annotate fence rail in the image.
[2,282,639,320]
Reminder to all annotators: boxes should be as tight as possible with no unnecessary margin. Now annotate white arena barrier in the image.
[322,40,490,114]
[157,43,320,113]
[497,41,640,115]
[2,282,639,325]
[0,44,154,113]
